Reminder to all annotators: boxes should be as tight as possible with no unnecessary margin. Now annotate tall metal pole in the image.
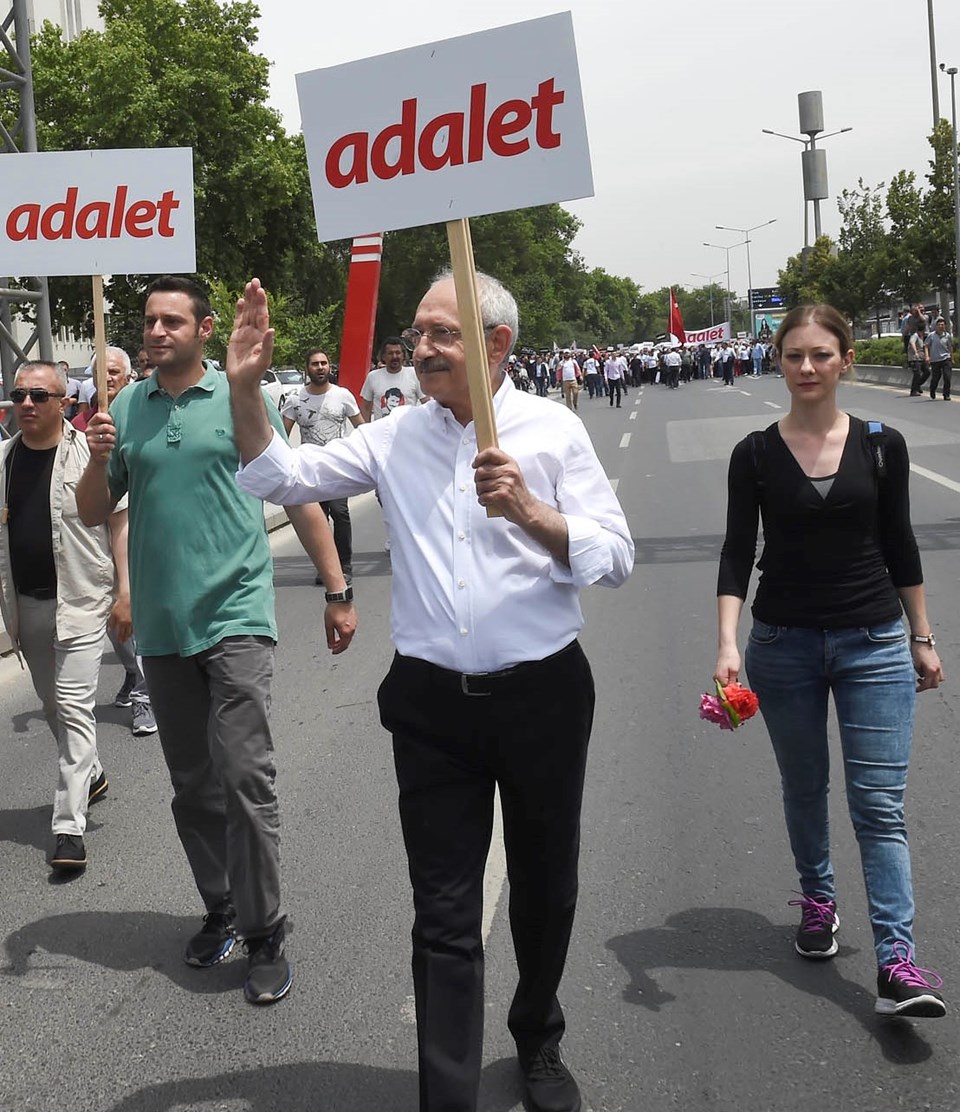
[716,222,777,337]
[1,0,55,410]
[12,0,54,361]
[704,243,745,325]
[691,271,724,326]
[927,0,940,127]
[945,66,960,334]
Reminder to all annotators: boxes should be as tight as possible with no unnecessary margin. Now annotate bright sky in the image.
[255,0,960,307]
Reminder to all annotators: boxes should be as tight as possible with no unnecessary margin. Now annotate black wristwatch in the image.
[324,586,354,604]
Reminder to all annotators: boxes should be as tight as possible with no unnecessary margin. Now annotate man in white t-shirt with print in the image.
[283,349,364,585]
[359,337,425,423]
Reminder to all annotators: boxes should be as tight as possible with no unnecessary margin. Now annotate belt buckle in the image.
[460,672,491,697]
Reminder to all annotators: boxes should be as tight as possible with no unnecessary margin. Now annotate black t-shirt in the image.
[5,442,57,594]
[717,417,921,628]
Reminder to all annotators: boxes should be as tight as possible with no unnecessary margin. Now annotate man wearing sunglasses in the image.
[229,271,633,1112]
[0,361,131,872]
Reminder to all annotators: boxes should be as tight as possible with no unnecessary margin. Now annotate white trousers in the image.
[17,595,105,835]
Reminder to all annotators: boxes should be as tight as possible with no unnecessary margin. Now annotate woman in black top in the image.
[714,304,946,1018]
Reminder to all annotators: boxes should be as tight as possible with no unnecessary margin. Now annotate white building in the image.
[22,0,103,39]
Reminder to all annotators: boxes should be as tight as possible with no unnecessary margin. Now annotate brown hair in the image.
[773,304,853,357]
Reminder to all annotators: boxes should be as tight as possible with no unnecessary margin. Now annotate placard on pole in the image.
[297,11,594,506]
[0,147,196,409]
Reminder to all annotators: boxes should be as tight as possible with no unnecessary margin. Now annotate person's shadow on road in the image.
[607,906,932,1065]
[100,1056,522,1111]
[2,910,247,995]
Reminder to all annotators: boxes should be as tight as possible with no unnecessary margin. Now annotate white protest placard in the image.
[296,12,593,241]
[0,147,195,276]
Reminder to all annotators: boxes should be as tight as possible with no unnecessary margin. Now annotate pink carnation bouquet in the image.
[699,680,760,731]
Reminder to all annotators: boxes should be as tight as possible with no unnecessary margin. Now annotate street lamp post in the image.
[928,0,941,129]
[762,127,852,249]
[940,63,959,333]
[715,220,777,337]
[691,271,725,325]
[702,242,746,327]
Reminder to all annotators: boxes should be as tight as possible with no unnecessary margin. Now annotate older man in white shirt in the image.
[227,270,633,1112]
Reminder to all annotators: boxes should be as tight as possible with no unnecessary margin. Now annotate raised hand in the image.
[226,278,275,389]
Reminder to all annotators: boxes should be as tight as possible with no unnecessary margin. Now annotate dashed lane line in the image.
[911,463,960,495]
[629,410,638,420]
[619,433,632,448]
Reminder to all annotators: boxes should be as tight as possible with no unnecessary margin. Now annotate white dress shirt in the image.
[238,376,634,672]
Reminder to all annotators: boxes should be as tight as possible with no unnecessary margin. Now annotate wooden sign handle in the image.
[445,217,502,518]
[92,275,108,412]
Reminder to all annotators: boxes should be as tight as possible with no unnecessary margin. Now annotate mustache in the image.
[418,356,450,374]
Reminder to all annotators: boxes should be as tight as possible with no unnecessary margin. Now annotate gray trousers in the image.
[17,595,105,835]
[142,635,282,938]
[107,627,150,705]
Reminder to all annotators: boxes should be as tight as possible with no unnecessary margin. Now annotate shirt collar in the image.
[429,370,511,432]
[146,362,220,398]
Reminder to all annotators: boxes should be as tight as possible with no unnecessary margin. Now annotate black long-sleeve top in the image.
[717,416,922,628]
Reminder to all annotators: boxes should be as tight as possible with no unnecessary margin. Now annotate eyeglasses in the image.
[401,325,496,351]
[10,388,66,404]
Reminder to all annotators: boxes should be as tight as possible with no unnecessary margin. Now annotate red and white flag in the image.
[669,288,686,345]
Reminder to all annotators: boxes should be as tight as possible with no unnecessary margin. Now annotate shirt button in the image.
[460,627,469,636]
[457,579,465,588]
[458,531,466,540]
[462,437,470,445]
[459,484,466,492]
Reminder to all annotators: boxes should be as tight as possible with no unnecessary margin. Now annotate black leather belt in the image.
[397,640,578,697]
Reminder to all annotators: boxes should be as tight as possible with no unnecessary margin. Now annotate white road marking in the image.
[634,397,642,406]
[911,463,960,495]
[738,391,751,396]
[629,410,638,421]
[619,433,632,448]
[610,478,620,493]
[482,789,506,943]
[764,401,782,409]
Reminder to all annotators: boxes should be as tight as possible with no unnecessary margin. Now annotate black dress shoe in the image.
[519,1046,581,1112]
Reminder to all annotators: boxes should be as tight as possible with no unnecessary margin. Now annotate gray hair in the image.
[91,346,132,377]
[432,268,519,357]
[16,360,68,392]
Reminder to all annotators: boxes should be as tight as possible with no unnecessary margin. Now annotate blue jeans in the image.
[745,619,916,966]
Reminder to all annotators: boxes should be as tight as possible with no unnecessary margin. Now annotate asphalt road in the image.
[1,375,958,1112]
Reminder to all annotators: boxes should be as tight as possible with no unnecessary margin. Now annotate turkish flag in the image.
[669,288,686,345]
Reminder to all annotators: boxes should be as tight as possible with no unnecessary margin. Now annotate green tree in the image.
[376,205,586,350]
[826,179,893,325]
[22,0,335,336]
[778,236,840,307]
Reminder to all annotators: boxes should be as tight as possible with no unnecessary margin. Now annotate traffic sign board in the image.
[750,286,785,310]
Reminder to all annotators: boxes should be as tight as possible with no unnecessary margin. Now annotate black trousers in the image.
[909,361,930,395]
[378,641,595,1112]
[320,497,352,575]
[607,379,622,406]
[929,360,952,399]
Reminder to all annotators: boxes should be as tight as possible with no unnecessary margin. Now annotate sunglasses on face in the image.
[10,388,66,404]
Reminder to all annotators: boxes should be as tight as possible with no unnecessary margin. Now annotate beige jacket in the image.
[0,421,121,650]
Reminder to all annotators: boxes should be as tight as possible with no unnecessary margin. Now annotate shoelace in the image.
[525,1047,566,1081]
[881,941,944,989]
[788,894,836,932]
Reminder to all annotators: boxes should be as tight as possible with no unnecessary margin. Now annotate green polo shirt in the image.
[107,365,287,656]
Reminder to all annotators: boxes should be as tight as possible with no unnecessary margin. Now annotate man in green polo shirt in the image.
[77,275,356,1006]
